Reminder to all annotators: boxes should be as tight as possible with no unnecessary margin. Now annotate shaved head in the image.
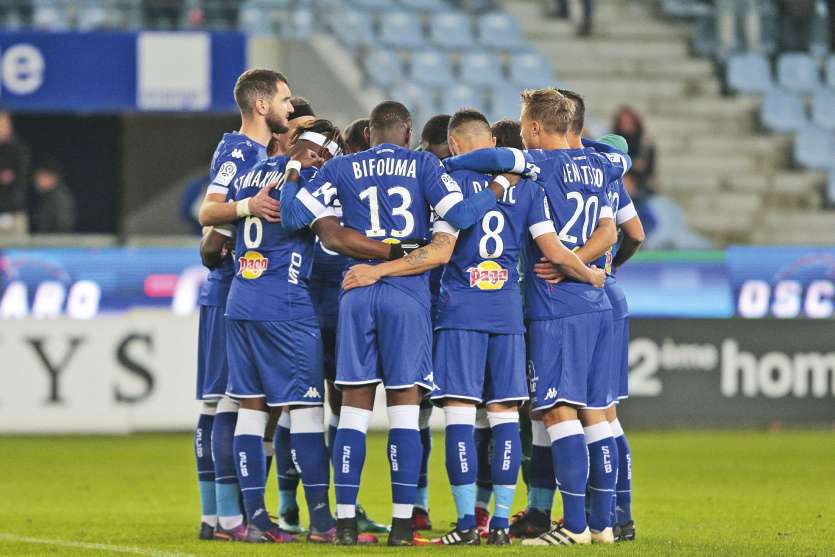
[448,108,495,155]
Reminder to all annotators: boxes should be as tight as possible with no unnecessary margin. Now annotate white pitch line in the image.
[0,533,197,557]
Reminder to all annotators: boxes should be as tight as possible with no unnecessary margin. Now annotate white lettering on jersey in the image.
[352,158,417,179]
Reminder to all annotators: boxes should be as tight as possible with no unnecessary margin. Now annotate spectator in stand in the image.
[0,112,31,237]
[544,0,594,36]
[776,0,815,51]
[30,159,76,234]
[612,106,656,197]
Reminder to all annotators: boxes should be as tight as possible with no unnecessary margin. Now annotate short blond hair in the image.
[520,88,575,134]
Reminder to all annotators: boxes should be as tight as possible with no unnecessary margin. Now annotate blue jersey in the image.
[306,164,349,287]
[437,169,553,334]
[523,148,618,319]
[225,156,317,322]
[198,132,267,307]
[298,144,467,306]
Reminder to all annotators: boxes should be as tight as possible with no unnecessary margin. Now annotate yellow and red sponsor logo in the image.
[468,260,508,290]
[239,250,269,280]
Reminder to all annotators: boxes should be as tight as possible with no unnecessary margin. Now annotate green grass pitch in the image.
[0,430,833,556]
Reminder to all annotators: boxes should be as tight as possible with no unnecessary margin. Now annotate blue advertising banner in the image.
[0,31,245,112]
[1,247,833,319]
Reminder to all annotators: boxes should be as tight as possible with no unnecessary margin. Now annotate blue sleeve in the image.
[583,138,633,180]
[442,186,497,230]
[443,147,531,175]
[280,165,335,231]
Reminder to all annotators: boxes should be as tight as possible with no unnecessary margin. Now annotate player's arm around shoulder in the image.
[198,159,280,226]
[200,225,234,269]
[341,226,458,291]
[533,230,606,288]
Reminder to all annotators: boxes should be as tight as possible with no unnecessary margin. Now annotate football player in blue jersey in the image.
[532,90,645,543]
[225,145,407,544]
[420,109,605,546]
[193,69,290,542]
[442,89,630,546]
[278,101,519,546]
[343,118,371,154]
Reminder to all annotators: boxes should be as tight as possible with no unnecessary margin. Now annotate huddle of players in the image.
[192,67,645,547]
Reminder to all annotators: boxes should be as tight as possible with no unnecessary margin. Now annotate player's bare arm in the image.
[533,232,606,288]
[198,186,281,226]
[612,216,645,270]
[199,226,233,269]
[312,216,392,261]
[533,217,616,281]
[341,232,456,291]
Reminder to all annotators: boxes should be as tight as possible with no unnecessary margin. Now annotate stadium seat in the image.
[285,8,314,38]
[365,49,404,89]
[32,2,70,30]
[330,10,374,49]
[812,88,835,130]
[379,11,425,49]
[399,0,448,10]
[408,50,454,88]
[760,89,807,133]
[239,1,279,34]
[459,52,504,88]
[826,55,835,89]
[350,0,391,9]
[477,12,528,50]
[777,53,820,94]
[76,0,110,30]
[692,14,718,58]
[440,84,482,115]
[794,126,835,170]
[726,53,772,94]
[389,82,437,131]
[488,85,523,122]
[429,12,474,49]
[509,52,553,88]
[661,0,713,17]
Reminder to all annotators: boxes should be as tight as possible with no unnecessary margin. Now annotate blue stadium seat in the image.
[430,12,474,49]
[827,55,835,89]
[379,11,425,49]
[777,53,820,94]
[76,0,110,30]
[488,86,523,122]
[389,82,437,131]
[399,0,447,10]
[331,10,374,49]
[440,84,482,115]
[509,52,552,88]
[239,2,276,34]
[285,8,315,38]
[812,88,835,130]
[477,12,527,50]
[408,50,454,88]
[365,50,404,89]
[661,0,713,17]
[459,52,504,88]
[350,0,391,9]
[760,89,807,133]
[32,1,70,30]
[794,126,835,170]
[726,53,772,94]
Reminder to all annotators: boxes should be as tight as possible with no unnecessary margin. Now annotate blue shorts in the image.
[336,282,433,390]
[196,304,229,400]
[527,311,615,411]
[321,324,337,383]
[226,317,324,407]
[605,278,630,401]
[432,329,528,405]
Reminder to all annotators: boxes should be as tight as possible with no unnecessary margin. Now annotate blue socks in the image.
[275,412,299,517]
[328,413,339,462]
[333,406,371,518]
[548,420,588,534]
[488,411,521,530]
[290,407,335,533]
[584,421,617,532]
[213,397,243,530]
[234,408,272,533]
[529,419,556,515]
[474,409,493,512]
[195,403,217,526]
[444,406,477,530]
[416,405,432,512]
[388,405,423,520]
[611,419,632,525]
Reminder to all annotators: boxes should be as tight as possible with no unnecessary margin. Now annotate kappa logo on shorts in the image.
[545,387,558,400]
[303,386,321,399]
[468,261,509,290]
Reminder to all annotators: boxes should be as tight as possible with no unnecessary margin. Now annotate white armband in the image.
[235,198,252,218]
[493,174,512,193]
[286,159,302,174]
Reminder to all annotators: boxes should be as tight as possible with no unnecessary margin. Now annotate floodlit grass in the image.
[0,430,833,556]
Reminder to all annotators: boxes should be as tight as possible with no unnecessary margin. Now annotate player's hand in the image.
[533,257,564,284]
[500,172,521,186]
[588,265,606,288]
[248,181,281,223]
[342,264,382,291]
[288,144,324,168]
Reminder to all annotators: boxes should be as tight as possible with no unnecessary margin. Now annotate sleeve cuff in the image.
[207,184,229,196]
[432,219,460,237]
[509,148,526,174]
[616,202,637,225]
[310,207,338,226]
[528,220,556,239]
[599,205,614,220]
[297,187,331,220]
[212,224,235,238]
[434,191,464,218]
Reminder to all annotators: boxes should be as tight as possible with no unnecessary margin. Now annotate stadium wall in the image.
[2,314,832,434]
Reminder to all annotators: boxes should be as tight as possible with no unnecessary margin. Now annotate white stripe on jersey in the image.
[529,220,556,239]
[616,202,637,225]
[206,184,229,196]
[432,219,459,237]
[297,187,331,220]
[599,205,614,220]
[434,191,464,218]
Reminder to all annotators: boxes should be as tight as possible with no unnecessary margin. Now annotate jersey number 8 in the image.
[479,210,505,259]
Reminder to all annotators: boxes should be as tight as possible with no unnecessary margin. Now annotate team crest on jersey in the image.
[468,260,509,290]
[239,250,269,279]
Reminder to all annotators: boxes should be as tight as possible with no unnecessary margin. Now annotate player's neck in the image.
[239,117,272,148]
[537,133,570,151]
[566,133,583,149]
[370,131,407,149]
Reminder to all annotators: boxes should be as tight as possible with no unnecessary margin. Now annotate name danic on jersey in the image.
[352,158,417,179]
